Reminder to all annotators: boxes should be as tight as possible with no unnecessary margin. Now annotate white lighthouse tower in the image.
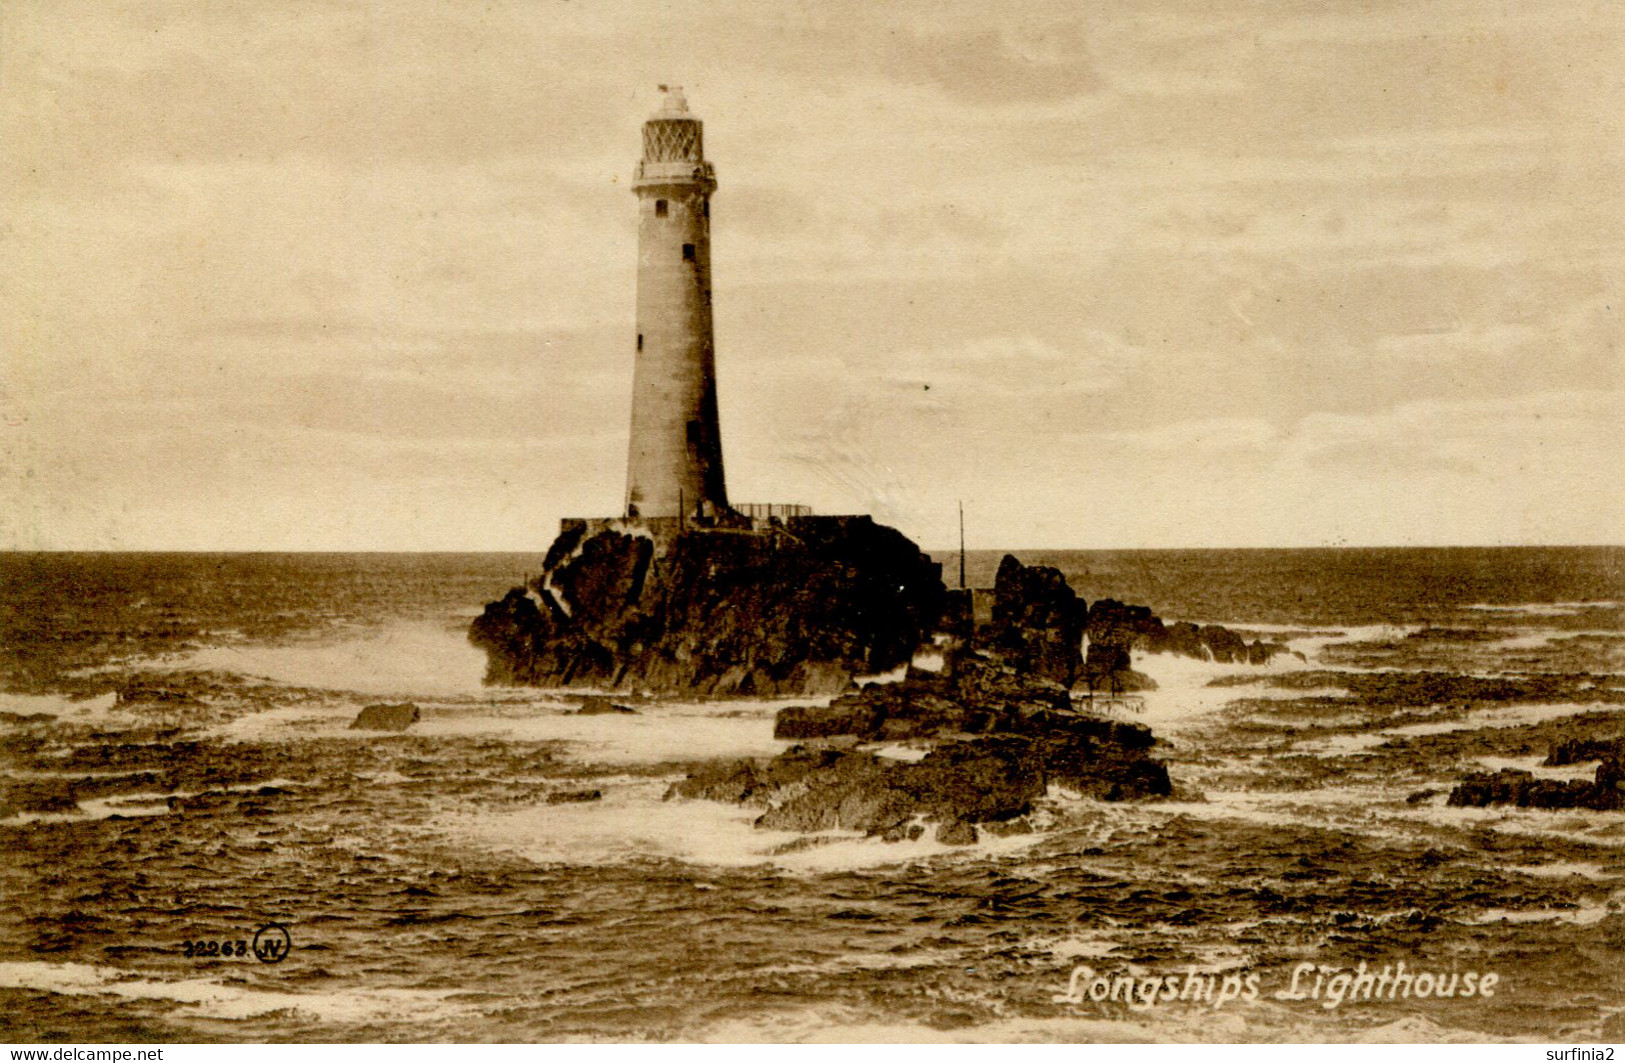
[623,86,729,521]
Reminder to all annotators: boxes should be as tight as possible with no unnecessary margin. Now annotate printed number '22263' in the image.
[182,939,249,958]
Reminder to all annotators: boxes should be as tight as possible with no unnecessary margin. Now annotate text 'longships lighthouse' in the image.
[624,86,728,520]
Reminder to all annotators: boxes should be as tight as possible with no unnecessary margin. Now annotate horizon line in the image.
[3,543,1621,555]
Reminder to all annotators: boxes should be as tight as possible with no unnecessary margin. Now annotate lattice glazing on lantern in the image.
[643,119,704,163]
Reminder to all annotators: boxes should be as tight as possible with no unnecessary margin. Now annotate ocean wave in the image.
[166,620,491,698]
[0,691,118,723]
[1292,701,1624,758]
[442,777,1048,872]
[694,1004,1493,1044]
[1465,601,1622,617]
[0,961,462,1024]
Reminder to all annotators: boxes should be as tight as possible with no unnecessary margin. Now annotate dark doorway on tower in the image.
[682,243,696,261]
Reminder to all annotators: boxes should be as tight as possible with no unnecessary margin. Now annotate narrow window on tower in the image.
[654,199,668,217]
[703,201,709,219]
[686,420,701,446]
[682,243,696,261]
[636,333,643,351]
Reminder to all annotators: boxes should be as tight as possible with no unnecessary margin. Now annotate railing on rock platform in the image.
[732,502,812,520]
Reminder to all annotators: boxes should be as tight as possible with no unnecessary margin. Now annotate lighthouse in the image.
[623,86,729,521]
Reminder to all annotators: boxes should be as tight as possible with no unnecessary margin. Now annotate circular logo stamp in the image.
[252,922,292,964]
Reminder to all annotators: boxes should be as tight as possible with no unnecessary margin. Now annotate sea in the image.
[1,547,1622,1043]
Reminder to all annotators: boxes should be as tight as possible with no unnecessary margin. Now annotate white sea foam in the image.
[1466,601,1621,617]
[0,961,461,1023]
[171,620,490,698]
[447,782,791,867]
[856,663,908,686]
[1140,784,1402,835]
[1486,631,1562,650]
[0,691,117,721]
[1503,862,1618,881]
[1481,628,1625,656]
[1122,622,1417,733]
[1128,641,1331,733]
[0,776,312,826]
[1410,803,1625,849]
[698,1003,1495,1045]
[418,704,789,764]
[1396,701,1618,734]
[447,778,1045,872]
[1468,903,1613,926]
[1047,937,1124,960]
[911,650,946,673]
[1295,624,1424,666]
[1294,701,1623,758]
[1471,755,1598,780]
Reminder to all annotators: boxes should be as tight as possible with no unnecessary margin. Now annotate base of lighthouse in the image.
[470,515,945,696]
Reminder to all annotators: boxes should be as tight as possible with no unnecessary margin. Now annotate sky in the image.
[3,0,1621,550]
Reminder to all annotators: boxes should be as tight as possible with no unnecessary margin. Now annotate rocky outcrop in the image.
[1448,733,1625,810]
[1447,763,1625,811]
[774,658,1071,742]
[1082,641,1134,693]
[983,554,1087,686]
[1543,736,1625,766]
[470,516,945,696]
[1087,599,1289,666]
[350,703,419,731]
[669,654,1171,838]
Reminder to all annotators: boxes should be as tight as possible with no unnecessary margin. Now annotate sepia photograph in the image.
[2,0,1622,1047]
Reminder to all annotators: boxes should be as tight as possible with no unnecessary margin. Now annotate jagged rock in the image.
[1087,600,1290,667]
[471,517,944,696]
[1598,757,1625,792]
[744,738,1051,835]
[672,661,1171,838]
[752,751,908,833]
[983,554,1087,685]
[935,819,978,846]
[1114,669,1159,692]
[664,745,856,807]
[665,758,771,805]
[546,789,602,804]
[1447,764,1625,811]
[1544,736,1625,766]
[775,698,890,741]
[1082,642,1132,693]
[1087,599,1165,648]
[349,703,420,732]
[948,653,1072,712]
[575,697,637,715]
[775,656,1075,742]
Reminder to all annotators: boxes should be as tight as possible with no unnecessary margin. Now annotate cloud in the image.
[3,0,1620,549]
[1085,417,1279,456]
[880,25,1101,105]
